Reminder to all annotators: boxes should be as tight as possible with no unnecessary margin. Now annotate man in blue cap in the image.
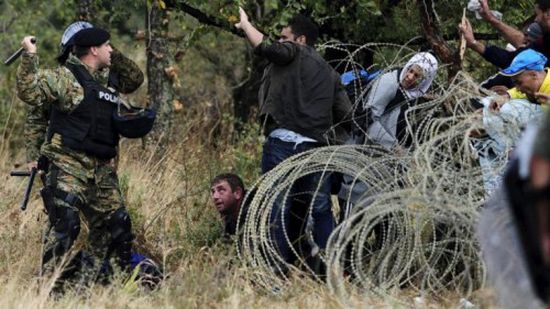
[500,49,550,104]
[498,50,550,267]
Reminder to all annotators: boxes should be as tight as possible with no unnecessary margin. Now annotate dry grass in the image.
[0,108,337,308]
[0,116,497,308]
[0,74,498,307]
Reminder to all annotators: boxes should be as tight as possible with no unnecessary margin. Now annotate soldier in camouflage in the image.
[24,21,143,170]
[17,27,143,289]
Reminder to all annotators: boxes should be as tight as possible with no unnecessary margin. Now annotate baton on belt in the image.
[9,156,48,211]
[10,168,37,211]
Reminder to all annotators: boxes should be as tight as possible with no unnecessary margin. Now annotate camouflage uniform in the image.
[17,50,144,282]
[23,47,143,163]
[24,103,49,163]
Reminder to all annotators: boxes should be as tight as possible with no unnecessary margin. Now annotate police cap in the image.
[57,21,94,64]
[74,28,110,47]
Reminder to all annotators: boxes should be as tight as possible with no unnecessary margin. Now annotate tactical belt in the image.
[53,189,84,208]
[48,164,84,209]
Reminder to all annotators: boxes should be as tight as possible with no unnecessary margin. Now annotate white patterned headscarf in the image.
[399,52,439,100]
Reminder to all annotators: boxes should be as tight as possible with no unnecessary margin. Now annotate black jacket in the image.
[255,41,351,144]
[483,33,550,68]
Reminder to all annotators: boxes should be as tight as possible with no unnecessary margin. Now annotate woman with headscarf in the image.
[361,52,439,150]
[338,52,439,219]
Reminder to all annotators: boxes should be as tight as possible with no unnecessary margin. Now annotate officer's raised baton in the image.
[4,38,36,66]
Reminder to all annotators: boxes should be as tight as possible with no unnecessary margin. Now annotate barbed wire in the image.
[235,42,525,302]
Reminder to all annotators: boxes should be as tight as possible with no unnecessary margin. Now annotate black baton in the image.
[4,38,36,66]
[10,167,37,211]
[10,171,32,177]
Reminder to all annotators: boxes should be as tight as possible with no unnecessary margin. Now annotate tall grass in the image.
[0,113,498,308]
[0,105,341,308]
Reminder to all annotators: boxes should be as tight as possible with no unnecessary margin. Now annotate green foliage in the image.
[0,0,77,150]
[184,201,224,248]
[231,118,263,184]
[0,0,76,67]
[165,0,534,59]
[0,0,542,158]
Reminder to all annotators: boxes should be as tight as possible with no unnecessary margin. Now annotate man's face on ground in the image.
[210,180,241,216]
[512,70,543,98]
[535,5,550,33]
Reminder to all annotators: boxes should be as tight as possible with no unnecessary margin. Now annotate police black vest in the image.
[48,63,119,160]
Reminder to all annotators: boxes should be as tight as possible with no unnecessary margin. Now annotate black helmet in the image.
[113,104,156,138]
[57,21,94,64]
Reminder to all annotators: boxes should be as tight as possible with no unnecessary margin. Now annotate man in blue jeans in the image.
[235,8,351,271]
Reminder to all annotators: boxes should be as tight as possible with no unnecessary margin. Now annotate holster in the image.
[37,155,49,173]
[40,186,57,225]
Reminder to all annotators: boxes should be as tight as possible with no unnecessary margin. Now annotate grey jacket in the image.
[364,69,408,150]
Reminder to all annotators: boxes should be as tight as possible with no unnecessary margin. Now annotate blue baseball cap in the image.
[500,49,548,76]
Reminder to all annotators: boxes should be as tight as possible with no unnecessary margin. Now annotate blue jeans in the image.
[261,137,334,263]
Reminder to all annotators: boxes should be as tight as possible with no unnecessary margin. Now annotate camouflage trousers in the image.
[40,157,132,289]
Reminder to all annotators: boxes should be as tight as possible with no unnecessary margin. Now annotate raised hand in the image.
[479,0,494,22]
[235,7,249,30]
[21,36,37,54]
[458,17,476,45]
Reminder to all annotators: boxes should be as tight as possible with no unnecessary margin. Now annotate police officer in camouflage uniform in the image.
[24,21,143,171]
[16,27,143,286]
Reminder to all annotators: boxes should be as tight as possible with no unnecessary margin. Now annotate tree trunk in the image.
[417,0,461,80]
[77,0,94,21]
[146,0,175,149]
[164,1,258,130]
[232,53,266,129]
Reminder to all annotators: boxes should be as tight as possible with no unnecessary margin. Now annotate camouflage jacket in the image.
[17,51,143,180]
[24,103,49,162]
[19,48,144,164]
